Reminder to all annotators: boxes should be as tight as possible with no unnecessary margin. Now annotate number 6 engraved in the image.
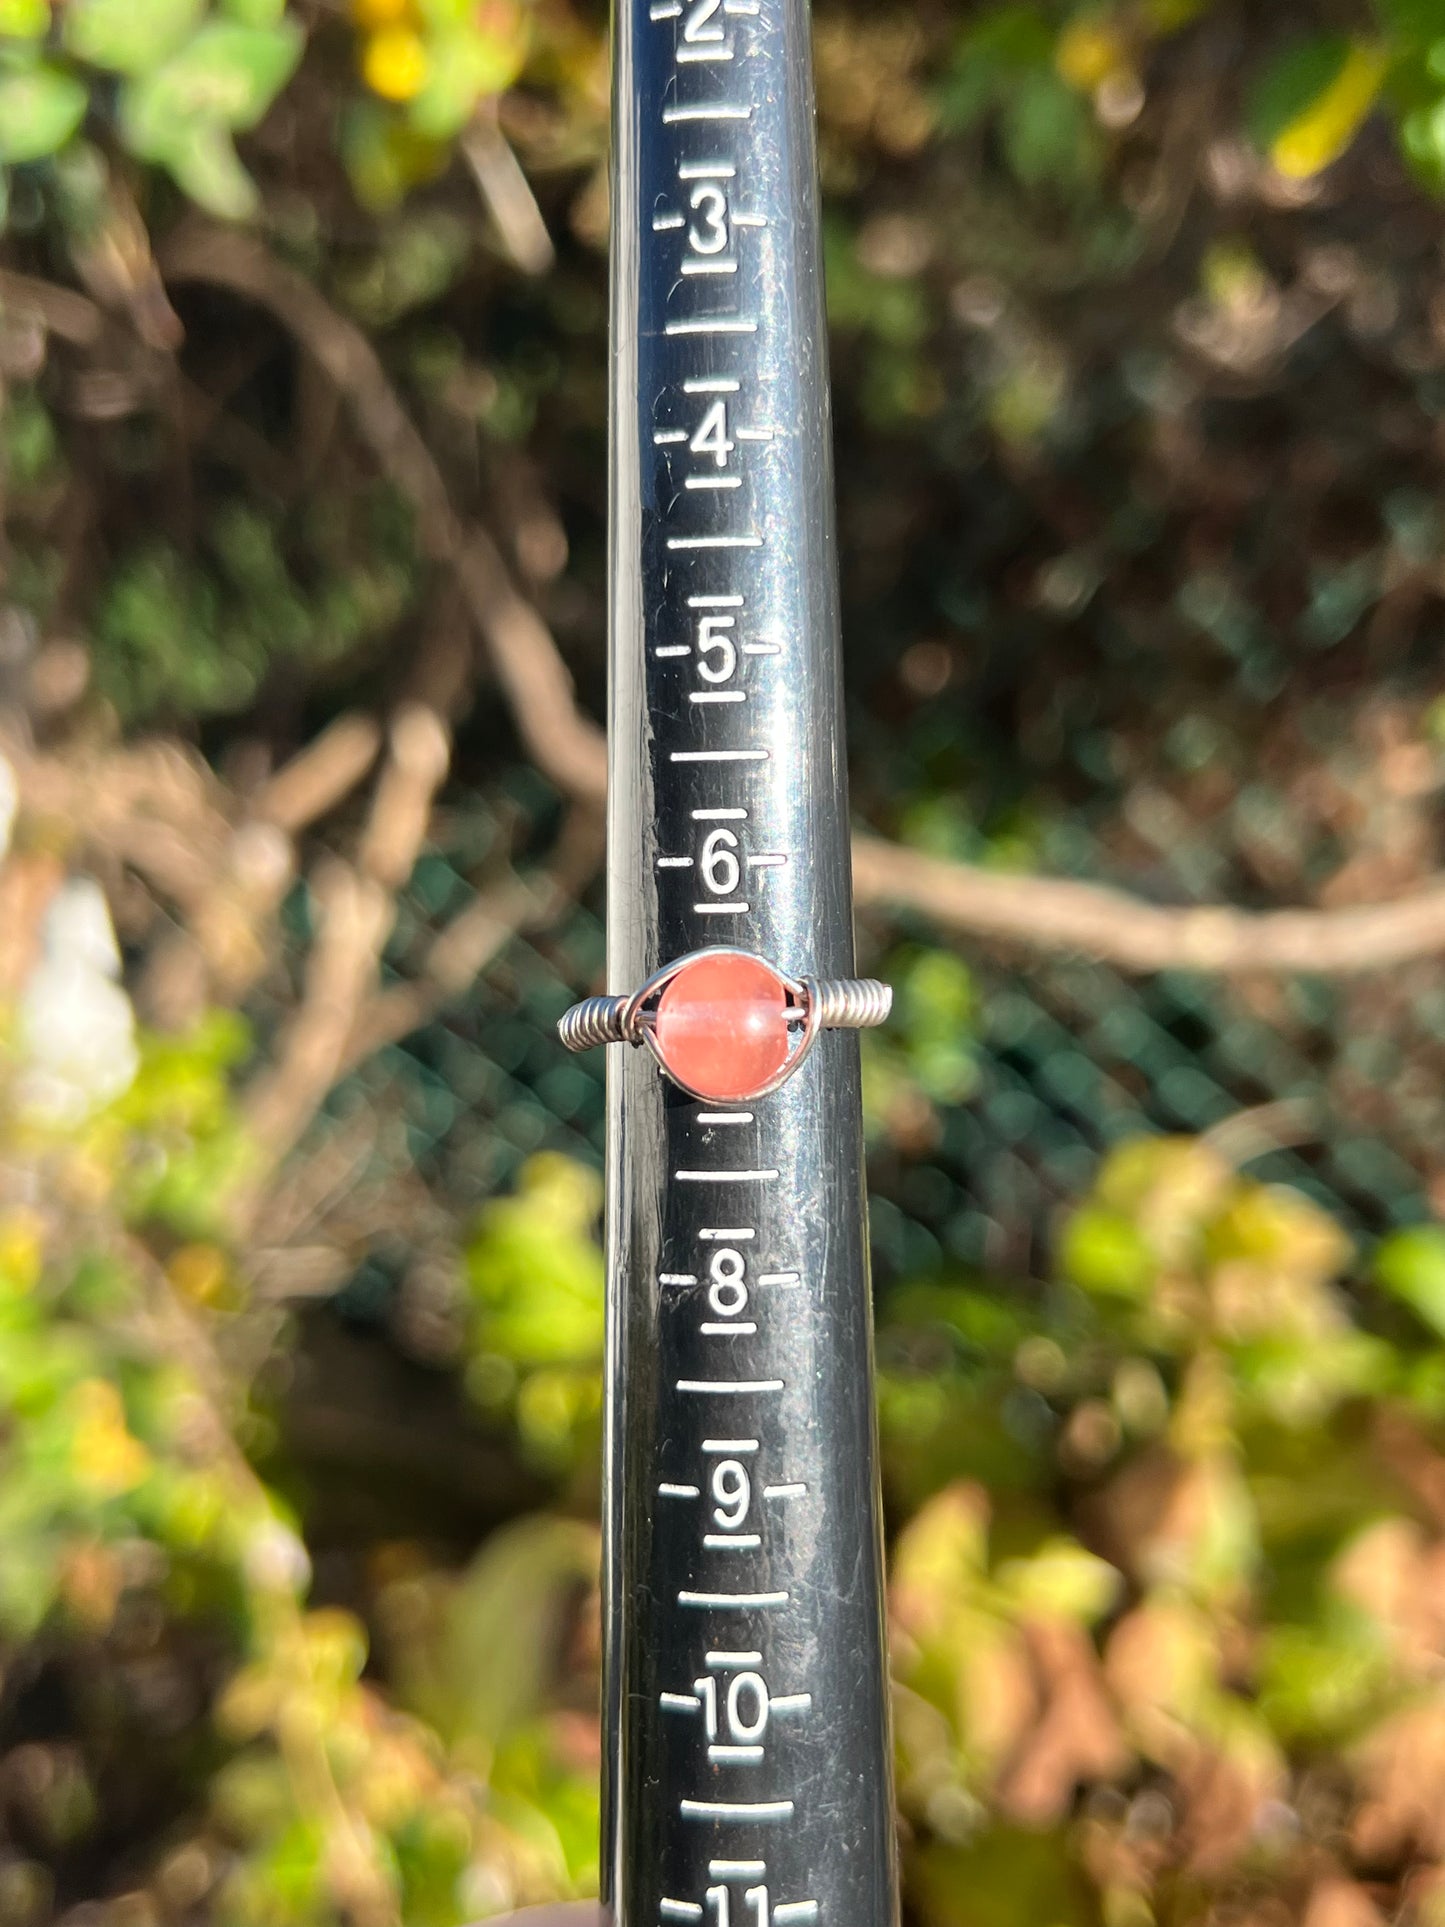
[700,827,742,897]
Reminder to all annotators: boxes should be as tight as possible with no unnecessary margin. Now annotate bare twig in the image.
[0,270,104,346]
[253,712,384,835]
[346,871,548,1064]
[1199,1099,1320,1168]
[357,703,451,888]
[240,857,394,1169]
[463,108,557,276]
[21,711,1445,983]
[161,225,607,804]
[849,834,1445,976]
[238,704,452,1182]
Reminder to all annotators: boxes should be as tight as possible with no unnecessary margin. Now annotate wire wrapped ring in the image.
[557,948,891,1104]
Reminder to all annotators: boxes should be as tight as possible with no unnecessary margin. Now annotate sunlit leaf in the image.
[120,20,301,164]
[63,0,203,77]
[1374,1224,1445,1339]
[1058,1204,1154,1298]
[0,59,86,163]
[995,1537,1121,1623]
[0,0,50,40]
[1250,36,1386,179]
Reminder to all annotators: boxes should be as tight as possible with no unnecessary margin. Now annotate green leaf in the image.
[0,0,50,41]
[995,1537,1121,1623]
[1001,66,1098,192]
[406,25,525,140]
[402,1515,600,1749]
[1375,0,1445,49]
[1248,35,1352,150]
[217,0,289,25]
[1058,1204,1155,1299]
[1373,1224,1445,1339]
[63,0,204,77]
[941,3,1055,132]
[1401,95,1445,189]
[0,60,86,163]
[120,20,301,158]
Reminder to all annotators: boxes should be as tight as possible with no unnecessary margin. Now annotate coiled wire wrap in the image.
[557,996,638,1052]
[806,977,894,1030]
[558,977,892,1053]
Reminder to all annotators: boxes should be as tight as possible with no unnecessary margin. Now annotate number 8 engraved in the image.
[708,1247,748,1315]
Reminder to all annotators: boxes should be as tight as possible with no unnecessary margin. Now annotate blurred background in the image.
[13,0,1445,1921]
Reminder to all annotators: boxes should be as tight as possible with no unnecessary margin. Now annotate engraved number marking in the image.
[693,1670,770,1743]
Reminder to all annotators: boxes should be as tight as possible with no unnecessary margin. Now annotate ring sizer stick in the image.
[599,4,899,1927]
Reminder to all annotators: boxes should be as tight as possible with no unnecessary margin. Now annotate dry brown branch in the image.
[162,224,608,805]
[357,703,451,888]
[0,270,104,346]
[346,872,548,1065]
[237,703,452,1186]
[849,833,1445,975]
[462,109,557,276]
[252,713,384,834]
[240,857,394,1168]
[5,730,233,905]
[345,792,600,1062]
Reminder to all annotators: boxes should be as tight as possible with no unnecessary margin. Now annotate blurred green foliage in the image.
[16,955,1445,1925]
[93,492,422,723]
[0,977,603,1923]
[462,1153,604,1476]
[10,0,1445,225]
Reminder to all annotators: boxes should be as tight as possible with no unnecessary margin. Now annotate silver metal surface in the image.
[602,3,898,1926]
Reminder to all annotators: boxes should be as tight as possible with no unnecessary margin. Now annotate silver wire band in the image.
[558,977,892,1054]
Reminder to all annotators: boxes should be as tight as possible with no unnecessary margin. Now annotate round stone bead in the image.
[652,951,793,1102]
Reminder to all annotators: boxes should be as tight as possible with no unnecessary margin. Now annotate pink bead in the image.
[652,952,792,1102]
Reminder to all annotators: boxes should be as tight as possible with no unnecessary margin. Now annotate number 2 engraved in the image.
[684,0,724,42]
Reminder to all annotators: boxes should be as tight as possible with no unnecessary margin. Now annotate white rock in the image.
[18,952,139,1123]
[41,876,124,979]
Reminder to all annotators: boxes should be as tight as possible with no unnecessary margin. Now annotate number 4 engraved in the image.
[691,399,735,466]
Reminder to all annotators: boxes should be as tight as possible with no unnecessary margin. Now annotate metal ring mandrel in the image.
[558,947,891,1105]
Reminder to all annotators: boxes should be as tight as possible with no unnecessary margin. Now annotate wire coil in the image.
[806,977,893,1031]
[557,996,634,1052]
